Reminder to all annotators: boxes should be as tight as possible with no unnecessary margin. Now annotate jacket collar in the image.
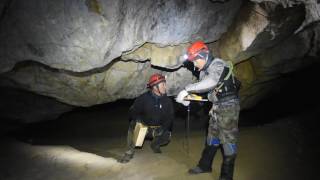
[202,54,214,72]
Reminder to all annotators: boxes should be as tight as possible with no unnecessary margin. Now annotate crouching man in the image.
[118,73,174,163]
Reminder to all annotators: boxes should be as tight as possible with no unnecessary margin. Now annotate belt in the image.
[148,125,161,128]
[217,95,238,103]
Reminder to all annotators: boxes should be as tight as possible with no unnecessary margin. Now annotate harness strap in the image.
[224,61,234,80]
[214,61,234,92]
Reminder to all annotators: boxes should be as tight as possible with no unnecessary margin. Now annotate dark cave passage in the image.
[240,62,320,126]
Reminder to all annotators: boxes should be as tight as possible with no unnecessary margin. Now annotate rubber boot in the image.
[150,141,162,153]
[150,130,170,153]
[219,155,236,180]
[118,121,136,163]
[118,150,134,163]
[188,145,219,174]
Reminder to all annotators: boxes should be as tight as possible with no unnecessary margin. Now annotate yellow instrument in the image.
[184,94,208,101]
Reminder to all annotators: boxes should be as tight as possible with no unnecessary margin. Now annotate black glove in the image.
[153,127,164,137]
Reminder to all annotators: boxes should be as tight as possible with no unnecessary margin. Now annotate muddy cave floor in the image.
[1,99,320,180]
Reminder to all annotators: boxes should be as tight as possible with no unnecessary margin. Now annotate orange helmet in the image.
[184,41,209,61]
[147,73,166,88]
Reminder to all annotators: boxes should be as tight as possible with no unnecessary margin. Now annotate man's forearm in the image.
[185,77,218,94]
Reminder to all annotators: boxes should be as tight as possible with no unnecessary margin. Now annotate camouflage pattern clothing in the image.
[185,57,240,148]
[208,99,240,145]
[185,57,240,179]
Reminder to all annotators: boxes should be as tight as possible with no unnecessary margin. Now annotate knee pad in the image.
[222,143,237,156]
[207,137,220,146]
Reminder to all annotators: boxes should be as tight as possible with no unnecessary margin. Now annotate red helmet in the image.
[147,73,166,88]
[184,41,209,61]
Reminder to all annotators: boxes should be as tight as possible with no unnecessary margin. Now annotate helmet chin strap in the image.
[202,52,214,71]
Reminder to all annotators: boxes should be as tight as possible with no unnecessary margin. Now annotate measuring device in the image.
[182,94,208,155]
[184,94,208,102]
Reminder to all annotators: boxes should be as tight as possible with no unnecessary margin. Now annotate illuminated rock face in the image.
[230,1,320,109]
[0,0,319,122]
[0,0,241,73]
[219,1,306,63]
[0,60,194,106]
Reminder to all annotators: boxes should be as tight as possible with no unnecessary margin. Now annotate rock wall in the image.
[0,60,194,106]
[0,0,319,122]
[0,0,241,73]
[219,1,306,63]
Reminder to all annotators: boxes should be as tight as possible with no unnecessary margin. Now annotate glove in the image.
[153,128,164,137]
[175,89,190,106]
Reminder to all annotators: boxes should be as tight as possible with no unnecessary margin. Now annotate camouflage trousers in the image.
[207,99,240,145]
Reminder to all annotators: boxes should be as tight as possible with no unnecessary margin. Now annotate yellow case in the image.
[133,122,148,147]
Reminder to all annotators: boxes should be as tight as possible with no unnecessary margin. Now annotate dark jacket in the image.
[129,91,174,131]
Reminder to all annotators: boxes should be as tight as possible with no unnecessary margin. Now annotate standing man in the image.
[176,41,241,180]
[118,73,174,163]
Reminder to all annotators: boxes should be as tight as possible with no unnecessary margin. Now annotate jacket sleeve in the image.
[185,60,225,93]
[161,99,174,131]
[129,96,144,121]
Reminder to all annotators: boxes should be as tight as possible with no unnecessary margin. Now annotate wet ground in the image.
[1,63,320,180]
[1,98,319,180]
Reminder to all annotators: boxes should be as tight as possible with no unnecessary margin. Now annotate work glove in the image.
[175,89,190,106]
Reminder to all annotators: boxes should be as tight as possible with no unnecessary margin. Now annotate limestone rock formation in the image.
[0,60,194,106]
[233,1,320,108]
[0,0,319,122]
[0,0,241,73]
[219,1,306,63]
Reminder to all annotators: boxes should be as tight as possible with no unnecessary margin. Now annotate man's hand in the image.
[153,128,164,137]
[175,89,190,106]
